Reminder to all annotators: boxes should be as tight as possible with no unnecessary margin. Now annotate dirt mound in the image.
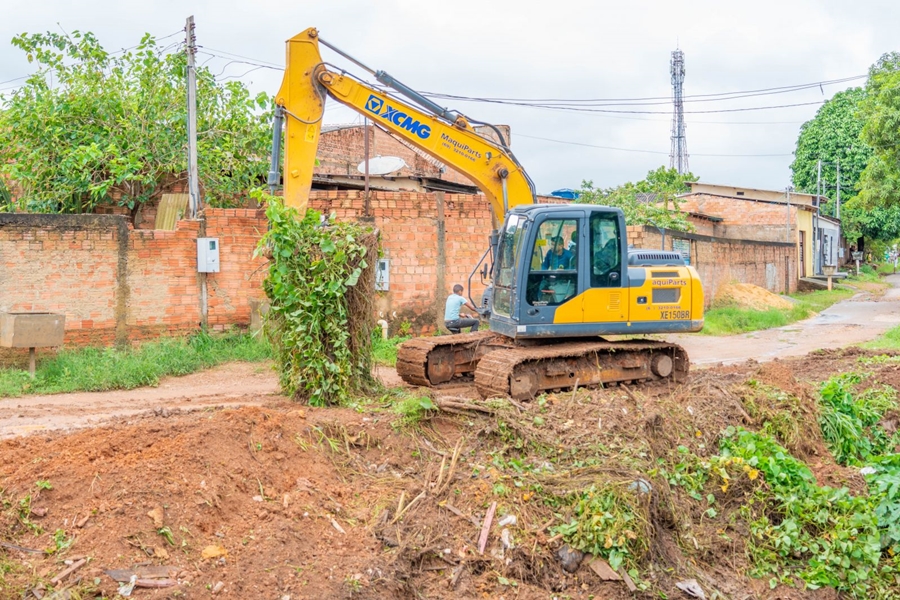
[1,349,898,599]
[715,282,793,310]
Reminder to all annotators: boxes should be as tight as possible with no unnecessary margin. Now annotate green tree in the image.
[0,30,272,218]
[577,166,696,231]
[790,88,871,216]
[858,52,900,213]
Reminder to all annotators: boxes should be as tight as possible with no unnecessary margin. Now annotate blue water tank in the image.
[549,188,580,200]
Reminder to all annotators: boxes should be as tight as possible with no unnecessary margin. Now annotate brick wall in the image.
[317,124,511,189]
[0,209,268,366]
[1,194,799,366]
[678,193,806,243]
[309,190,493,334]
[204,209,269,329]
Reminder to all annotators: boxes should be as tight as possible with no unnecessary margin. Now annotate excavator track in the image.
[396,330,512,387]
[474,340,689,400]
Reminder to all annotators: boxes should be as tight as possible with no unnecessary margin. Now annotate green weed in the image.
[862,325,900,351]
[259,194,378,406]
[372,334,410,367]
[847,264,883,283]
[701,289,853,336]
[817,374,898,465]
[858,354,900,366]
[740,380,807,451]
[551,485,649,571]
[50,528,74,554]
[876,263,897,276]
[391,394,436,429]
[0,330,271,398]
[720,427,884,595]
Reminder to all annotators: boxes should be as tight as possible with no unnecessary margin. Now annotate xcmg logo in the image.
[364,94,431,139]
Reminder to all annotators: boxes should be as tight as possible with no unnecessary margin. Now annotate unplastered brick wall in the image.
[678,193,807,243]
[204,209,269,329]
[0,214,124,350]
[0,209,268,367]
[310,189,494,334]
[627,225,797,306]
[317,124,512,189]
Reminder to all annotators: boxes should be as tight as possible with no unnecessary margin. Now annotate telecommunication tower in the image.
[669,49,689,173]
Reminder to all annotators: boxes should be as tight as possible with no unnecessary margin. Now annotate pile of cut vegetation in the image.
[257,193,379,406]
[715,282,793,310]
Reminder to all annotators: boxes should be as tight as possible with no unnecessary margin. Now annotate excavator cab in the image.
[490,205,624,339]
[485,204,702,342]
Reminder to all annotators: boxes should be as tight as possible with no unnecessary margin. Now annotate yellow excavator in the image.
[270,28,704,400]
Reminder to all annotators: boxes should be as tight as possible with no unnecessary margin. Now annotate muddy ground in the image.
[2,347,899,599]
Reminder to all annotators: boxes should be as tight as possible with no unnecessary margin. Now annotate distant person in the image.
[542,236,574,270]
[445,284,479,334]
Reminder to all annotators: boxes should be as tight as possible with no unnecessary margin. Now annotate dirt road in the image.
[0,362,282,439]
[2,277,897,439]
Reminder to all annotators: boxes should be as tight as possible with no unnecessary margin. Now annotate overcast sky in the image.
[3,1,897,195]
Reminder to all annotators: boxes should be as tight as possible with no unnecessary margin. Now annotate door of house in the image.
[799,231,806,277]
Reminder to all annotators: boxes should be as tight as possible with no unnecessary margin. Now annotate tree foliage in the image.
[858,52,900,213]
[790,88,871,211]
[577,166,696,231]
[0,30,272,217]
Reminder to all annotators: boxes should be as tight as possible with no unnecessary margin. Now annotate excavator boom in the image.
[273,27,535,220]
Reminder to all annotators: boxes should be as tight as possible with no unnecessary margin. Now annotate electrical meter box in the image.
[375,258,390,291]
[197,238,220,273]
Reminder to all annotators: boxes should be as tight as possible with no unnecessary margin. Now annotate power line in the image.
[421,75,865,106]
[516,133,792,157]
[499,99,826,115]
[195,51,282,73]
[198,46,281,69]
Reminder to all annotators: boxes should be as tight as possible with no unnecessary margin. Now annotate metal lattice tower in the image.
[669,49,689,173]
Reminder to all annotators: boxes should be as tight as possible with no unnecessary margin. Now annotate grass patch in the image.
[701,288,854,336]
[845,264,883,284]
[0,330,271,398]
[372,334,410,367]
[391,392,436,429]
[861,325,900,351]
[876,263,897,276]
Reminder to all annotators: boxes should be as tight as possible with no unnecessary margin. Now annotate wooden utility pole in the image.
[186,16,201,218]
[363,116,371,217]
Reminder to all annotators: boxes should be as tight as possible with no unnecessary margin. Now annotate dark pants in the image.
[445,318,479,334]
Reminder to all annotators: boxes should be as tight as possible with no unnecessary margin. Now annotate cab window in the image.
[493,215,525,316]
[590,213,622,288]
[525,218,578,306]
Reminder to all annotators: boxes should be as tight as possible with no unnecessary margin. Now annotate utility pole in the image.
[835,159,841,220]
[669,49,689,174]
[785,187,791,243]
[814,159,822,275]
[185,16,200,219]
[363,117,371,217]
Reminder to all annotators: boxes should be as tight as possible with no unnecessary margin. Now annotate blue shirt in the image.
[445,294,468,321]
[542,248,573,270]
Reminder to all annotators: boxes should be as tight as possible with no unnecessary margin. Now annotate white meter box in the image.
[197,238,220,273]
[375,259,390,291]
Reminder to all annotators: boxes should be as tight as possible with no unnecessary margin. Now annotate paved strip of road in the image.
[668,274,900,366]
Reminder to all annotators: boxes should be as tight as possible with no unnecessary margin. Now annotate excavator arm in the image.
[271,27,535,219]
